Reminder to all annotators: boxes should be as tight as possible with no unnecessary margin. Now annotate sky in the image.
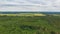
[0,0,60,12]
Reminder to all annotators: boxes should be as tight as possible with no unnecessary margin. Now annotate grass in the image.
[0,14,60,34]
[0,14,46,16]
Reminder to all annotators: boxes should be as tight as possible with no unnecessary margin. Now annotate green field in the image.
[0,15,60,34]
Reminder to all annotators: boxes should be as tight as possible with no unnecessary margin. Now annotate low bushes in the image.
[20,25,40,30]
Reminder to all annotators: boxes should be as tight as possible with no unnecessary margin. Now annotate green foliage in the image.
[0,16,60,34]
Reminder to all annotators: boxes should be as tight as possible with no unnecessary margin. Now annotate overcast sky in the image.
[0,0,60,12]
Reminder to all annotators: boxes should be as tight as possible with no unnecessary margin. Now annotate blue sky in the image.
[0,0,60,12]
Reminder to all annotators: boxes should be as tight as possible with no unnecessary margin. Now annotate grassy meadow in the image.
[0,14,60,34]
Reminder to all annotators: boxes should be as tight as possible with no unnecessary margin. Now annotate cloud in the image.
[39,0,60,11]
[0,0,60,11]
[0,0,40,11]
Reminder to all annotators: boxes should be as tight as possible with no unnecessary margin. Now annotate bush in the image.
[20,25,40,30]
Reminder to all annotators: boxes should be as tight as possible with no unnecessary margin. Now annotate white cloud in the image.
[39,0,60,11]
[0,0,41,11]
[0,0,60,11]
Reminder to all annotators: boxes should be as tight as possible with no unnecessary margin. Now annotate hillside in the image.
[0,14,60,34]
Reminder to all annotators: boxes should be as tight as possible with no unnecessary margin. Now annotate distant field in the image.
[0,14,60,34]
[0,14,46,16]
[0,14,60,16]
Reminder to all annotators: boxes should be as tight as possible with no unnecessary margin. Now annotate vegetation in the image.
[0,14,60,34]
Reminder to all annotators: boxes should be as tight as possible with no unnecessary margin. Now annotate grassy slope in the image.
[0,15,60,34]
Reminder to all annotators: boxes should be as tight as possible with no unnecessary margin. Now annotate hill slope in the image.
[0,15,60,34]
